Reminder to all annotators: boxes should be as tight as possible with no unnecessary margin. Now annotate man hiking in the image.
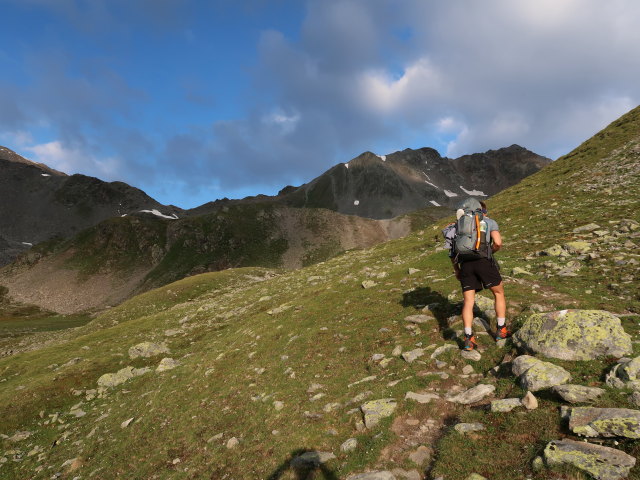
[443,198,509,351]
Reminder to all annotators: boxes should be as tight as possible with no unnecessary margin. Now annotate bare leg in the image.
[489,282,506,319]
[462,289,476,331]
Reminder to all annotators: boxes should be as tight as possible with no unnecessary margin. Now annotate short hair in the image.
[480,201,487,210]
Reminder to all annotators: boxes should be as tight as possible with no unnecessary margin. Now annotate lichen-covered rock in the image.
[97,366,150,388]
[361,399,397,428]
[519,361,571,392]
[490,398,522,412]
[543,438,636,480]
[605,357,640,390]
[402,348,425,363]
[474,295,494,312]
[156,357,180,372]
[569,407,640,439]
[553,385,606,403]
[539,244,566,256]
[128,342,170,359]
[512,355,570,391]
[563,241,591,254]
[447,384,495,404]
[513,310,632,360]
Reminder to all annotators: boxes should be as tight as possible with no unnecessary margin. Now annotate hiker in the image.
[443,198,509,351]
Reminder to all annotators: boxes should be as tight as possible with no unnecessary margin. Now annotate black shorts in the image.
[459,258,502,292]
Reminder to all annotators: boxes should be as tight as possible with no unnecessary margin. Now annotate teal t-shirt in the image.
[480,217,499,246]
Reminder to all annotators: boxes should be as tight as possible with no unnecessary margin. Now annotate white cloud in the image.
[24,140,121,180]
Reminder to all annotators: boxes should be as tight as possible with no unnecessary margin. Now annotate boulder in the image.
[340,438,358,452]
[128,342,170,359]
[563,241,591,254]
[361,399,397,428]
[573,223,601,233]
[447,384,495,405]
[568,407,640,439]
[543,438,635,480]
[156,358,180,372]
[521,391,538,410]
[552,385,605,403]
[513,310,632,360]
[97,366,150,388]
[512,355,571,391]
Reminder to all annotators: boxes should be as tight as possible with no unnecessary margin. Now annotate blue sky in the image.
[1,0,639,208]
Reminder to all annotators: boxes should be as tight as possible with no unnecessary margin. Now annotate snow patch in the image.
[41,173,51,177]
[140,209,179,220]
[459,186,486,196]
[121,214,128,217]
[376,154,386,161]
[354,200,360,206]
[429,200,441,207]
[421,173,438,189]
[344,163,349,169]
[444,190,458,197]
[22,242,33,246]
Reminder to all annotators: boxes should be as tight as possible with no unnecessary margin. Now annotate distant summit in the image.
[277,144,551,219]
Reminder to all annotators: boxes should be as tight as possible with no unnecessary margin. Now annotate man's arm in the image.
[490,230,502,253]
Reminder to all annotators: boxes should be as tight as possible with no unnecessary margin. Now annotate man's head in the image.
[480,201,488,214]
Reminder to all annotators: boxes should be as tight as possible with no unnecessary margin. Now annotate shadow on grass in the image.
[267,449,339,480]
[400,286,460,342]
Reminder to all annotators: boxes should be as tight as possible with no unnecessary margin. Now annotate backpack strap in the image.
[474,214,481,250]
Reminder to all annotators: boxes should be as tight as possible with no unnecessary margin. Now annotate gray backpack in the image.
[444,198,490,263]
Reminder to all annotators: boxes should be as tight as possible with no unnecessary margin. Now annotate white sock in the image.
[464,327,473,336]
[497,317,506,327]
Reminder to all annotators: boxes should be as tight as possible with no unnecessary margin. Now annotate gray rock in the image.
[521,391,538,410]
[402,348,425,363]
[474,295,494,312]
[361,399,397,428]
[128,342,170,359]
[405,392,439,404]
[513,310,632,361]
[553,384,606,403]
[543,438,636,480]
[464,474,488,480]
[454,423,485,433]
[539,244,566,256]
[370,353,386,362]
[511,355,540,376]
[291,451,336,469]
[573,223,601,233]
[512,267,533,276]
[362,280,377,289]
[8,431,32,442]
[156,357,180,372]
[340,438,358,452]
[346,472,397,480]
[430,344,457,359]
[404,314,433,324]
[97,366,150,388]
[447,384,495,404]
[491,398,523,412]
[519,360,571,392]
[630,392,640,407]
[391,469,421,480]
[462,365,474,375]
[226,437,239,449]
[568,407,640,439]
[461,349,482,361]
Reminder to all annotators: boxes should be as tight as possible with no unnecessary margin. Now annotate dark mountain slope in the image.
[278,144,550,219]
[0,146,181,266]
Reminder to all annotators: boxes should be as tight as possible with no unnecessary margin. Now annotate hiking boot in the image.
[495,325,511,341]
[463,334,477,351]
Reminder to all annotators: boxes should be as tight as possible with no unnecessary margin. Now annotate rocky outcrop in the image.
[513,310,632,360]
[568,407,640,439]
[552,385,605,403]
[543,438,636,480]
[606,356,640,390]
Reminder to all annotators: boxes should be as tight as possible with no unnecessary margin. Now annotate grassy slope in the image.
[0,107,639,479]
